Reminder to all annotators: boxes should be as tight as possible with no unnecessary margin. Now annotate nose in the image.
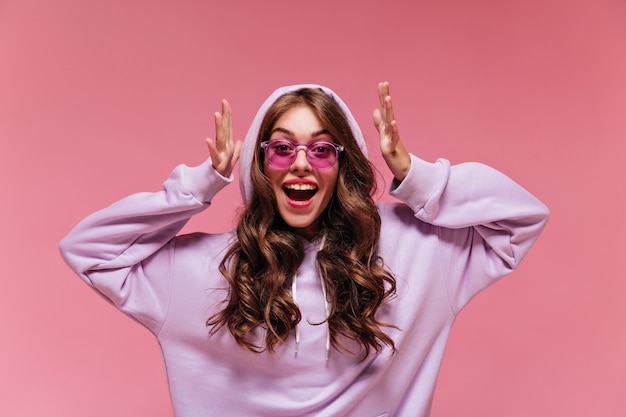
[290,147,312,172]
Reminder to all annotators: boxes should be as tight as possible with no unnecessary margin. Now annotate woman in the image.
[60,82,549,417]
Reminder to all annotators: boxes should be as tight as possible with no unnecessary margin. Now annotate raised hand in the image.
[206,99,242,178]
[373,81,411,182]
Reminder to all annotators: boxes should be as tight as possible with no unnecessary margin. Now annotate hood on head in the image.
[238,84,368,202]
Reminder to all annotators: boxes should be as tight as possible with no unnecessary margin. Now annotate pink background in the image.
[2,0,625,415]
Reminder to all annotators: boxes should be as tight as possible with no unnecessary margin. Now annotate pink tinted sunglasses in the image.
[261,139,344,169]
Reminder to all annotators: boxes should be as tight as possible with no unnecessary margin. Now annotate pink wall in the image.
[1,0,625,415]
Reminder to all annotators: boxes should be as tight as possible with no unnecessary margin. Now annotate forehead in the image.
[272,105,323,130]
[269,105,332,144]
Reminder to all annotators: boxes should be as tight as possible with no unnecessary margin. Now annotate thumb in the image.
[232,140,243,164]
[372,109,383,131]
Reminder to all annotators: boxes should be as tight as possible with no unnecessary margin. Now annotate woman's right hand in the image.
[206,99,242,178]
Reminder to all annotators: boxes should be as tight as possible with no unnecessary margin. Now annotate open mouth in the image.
[283,183,318,202]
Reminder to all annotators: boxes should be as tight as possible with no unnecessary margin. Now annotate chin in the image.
[279,212,322,239]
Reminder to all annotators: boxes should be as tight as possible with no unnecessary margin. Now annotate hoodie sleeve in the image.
[59,158,232,333]
[390,154,549,314]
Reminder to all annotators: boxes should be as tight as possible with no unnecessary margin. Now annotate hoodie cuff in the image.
[389,154,449,216]
[180,158,233,203]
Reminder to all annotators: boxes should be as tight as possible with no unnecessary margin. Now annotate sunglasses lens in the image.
[266,141,296,167]
[307,143,337,168]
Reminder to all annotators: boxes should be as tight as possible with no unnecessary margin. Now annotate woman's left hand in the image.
[373,81,411,182]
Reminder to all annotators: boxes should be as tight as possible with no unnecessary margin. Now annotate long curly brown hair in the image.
[207,88,397,357]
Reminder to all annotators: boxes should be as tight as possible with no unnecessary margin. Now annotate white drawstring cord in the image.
[317,234,331,361]
[291,234,330,360]
[320,271,331,361]
[291,273,300,355]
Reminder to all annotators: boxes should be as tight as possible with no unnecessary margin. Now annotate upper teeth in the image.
[285,184,316,191]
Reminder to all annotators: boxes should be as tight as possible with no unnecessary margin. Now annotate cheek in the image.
[321,168,339,193]
[263,164,281,187]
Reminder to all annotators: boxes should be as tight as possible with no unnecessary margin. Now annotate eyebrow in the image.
[270,127,332,138]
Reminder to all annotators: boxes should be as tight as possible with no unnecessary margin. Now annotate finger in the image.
[372,108,383,131]
[377,82,384,108]
[384,95,396,126]
[206,137,218,157]
[233,140,243,163]
[389,119,399,141]
[222,100,235,152]
[221,99,232,134]
[215,111,227,150]
[377,81,389,108]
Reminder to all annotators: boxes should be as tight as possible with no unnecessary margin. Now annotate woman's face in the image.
[264,105,339,240]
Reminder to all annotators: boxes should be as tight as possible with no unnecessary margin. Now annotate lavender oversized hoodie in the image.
[60,85,549,417]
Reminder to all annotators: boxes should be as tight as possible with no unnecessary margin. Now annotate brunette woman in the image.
[60,82,548,417]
